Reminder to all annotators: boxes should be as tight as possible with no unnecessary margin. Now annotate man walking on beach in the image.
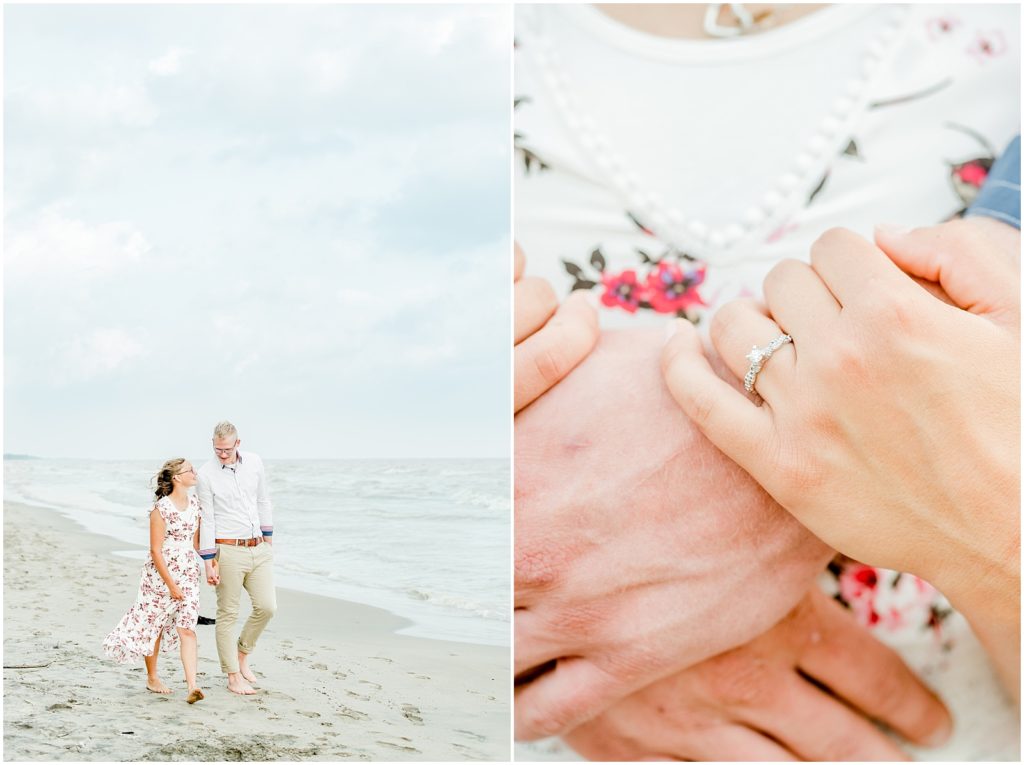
[197,421,276,695]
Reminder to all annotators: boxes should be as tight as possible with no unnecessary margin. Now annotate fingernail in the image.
[926,715,953,747]
[875,223,912,236]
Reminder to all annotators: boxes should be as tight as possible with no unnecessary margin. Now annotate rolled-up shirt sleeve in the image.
[966,135,1021,230]
[197,470,217,560]
[257,459,273,537]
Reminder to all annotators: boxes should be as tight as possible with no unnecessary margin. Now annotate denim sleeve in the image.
[965,135,1021,230]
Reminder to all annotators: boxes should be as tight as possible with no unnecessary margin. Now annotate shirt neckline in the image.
[561,4,879,64]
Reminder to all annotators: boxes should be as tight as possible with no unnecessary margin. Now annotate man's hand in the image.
[205,559,220,586]
[515,329,832,740]
[563,588,951,761]
[514,243,599,413]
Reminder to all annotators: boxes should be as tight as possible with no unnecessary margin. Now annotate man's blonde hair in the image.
[213,421,238,440]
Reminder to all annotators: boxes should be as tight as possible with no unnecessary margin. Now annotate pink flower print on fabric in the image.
[967,30,1007,64]
[600,269,644,313]
[645,261,708,314]
[926,16,962,40]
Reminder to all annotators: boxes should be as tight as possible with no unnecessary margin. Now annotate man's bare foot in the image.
[226,672,257,695]
[237,652,258,684]
[146,677,172,694]
[186,688,205,704]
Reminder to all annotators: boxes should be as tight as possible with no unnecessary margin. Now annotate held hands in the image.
[514,243,599,412]
[515,328,832,740]
[205,560,220,586]
[563,588,951,762]
[661,220,1020,604]
[661,219,1021,699]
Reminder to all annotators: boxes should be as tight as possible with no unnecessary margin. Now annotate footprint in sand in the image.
[346,691,370,701]
[297,710,321,718]
[369,656,393,663]
[332,671,348,679]
[376,741,420,753]
[400,704,423,725]
[455,729,486,742]
[358,680,381,690]
[311,663,327,670]
[337,706,368,721]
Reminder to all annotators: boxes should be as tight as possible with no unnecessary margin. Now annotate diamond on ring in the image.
[743,334,793,393]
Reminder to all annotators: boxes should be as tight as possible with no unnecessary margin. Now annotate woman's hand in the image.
[514,243,599,412]
[661,219,1020,695]
[168,583,185,600]
[516,328,831,740]
[563,588,951,762]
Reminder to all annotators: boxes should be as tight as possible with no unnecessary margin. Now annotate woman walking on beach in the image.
[102,458,205,704]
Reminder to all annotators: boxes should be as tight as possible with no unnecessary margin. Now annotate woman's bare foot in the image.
[186,688,205,704]
[226,672,257,695]
[237,652,258,684]
[146,677,171,694]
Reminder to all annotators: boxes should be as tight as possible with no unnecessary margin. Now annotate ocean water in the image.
[4,457,510,646]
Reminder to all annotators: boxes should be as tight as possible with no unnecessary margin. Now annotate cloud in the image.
[147,47,192,76]
[63,328,150,383]
[5,207,152,282]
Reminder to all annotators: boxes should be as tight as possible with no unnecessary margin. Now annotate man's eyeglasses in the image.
[214,443,238,455]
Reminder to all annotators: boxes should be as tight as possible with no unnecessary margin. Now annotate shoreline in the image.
[3,501,510,761]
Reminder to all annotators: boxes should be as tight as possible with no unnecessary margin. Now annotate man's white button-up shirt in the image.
[197,450,273,560]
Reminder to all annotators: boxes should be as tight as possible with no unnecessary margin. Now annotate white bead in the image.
[552,91,569,113]
[688,221,708,240]
[709,230,726,248]
[724,224,744,244]
[819,117,841,137]
[611,171,630,188]
[668,209,685,225]
[778,173,799,191]
[763,190,783,210]
[580,133,597,151]
[565,113,581,131]
[845,79,865,97]
[795,153,814,172]
[595,153,613,170]
[833,97,854,116]
[808,136,828,155]
[629,192,647,210]
[861,58,879,77]
[867,40,885,59]
[743,207,766,226]
[879,24,897,42]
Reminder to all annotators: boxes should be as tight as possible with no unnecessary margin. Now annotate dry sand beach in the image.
[3,502,509,761]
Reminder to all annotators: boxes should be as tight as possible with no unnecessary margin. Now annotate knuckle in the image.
[514,543,565,592]
[704,652,771,707]
[531,344,570,388]
[818,735,865,762]
[763,259,804,296]
[517,681,596,740]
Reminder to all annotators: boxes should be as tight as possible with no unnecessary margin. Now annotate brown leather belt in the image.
[215,537,264,547]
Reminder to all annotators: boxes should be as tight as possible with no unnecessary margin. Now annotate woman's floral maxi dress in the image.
[102,494,201,663]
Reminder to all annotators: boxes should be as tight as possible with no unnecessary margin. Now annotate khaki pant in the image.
[215,541,276,674]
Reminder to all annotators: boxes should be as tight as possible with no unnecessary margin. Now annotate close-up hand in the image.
[168,583,185,600]
[514,243,599,413]
[562,588,952,762]
[515,328,832,740]
[661,219,1020,695]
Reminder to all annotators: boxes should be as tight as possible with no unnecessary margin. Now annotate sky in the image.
[4,4,511,460]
